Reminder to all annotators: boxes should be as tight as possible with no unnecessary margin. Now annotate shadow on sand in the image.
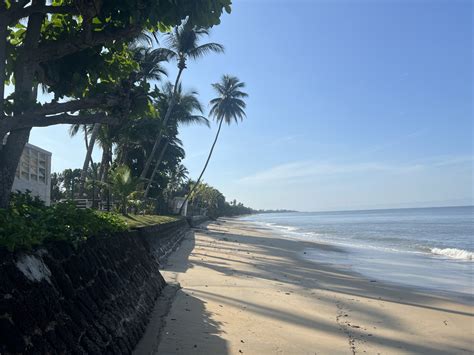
[153,226,229,355]
[155,221,473,354]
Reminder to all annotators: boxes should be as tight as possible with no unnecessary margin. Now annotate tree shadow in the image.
[156,289,228,355]
[201,227,473,316]
[153,227,229,354]
[158,220,473,354]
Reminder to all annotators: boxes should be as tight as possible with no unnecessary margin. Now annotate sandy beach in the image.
[138,219,473,355]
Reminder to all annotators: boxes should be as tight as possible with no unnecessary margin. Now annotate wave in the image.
[430,248,473,261]
[253,220,474,262]
[261,222,300,232]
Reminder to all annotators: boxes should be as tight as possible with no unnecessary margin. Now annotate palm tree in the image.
[68,122,100,195]
[75,45,169,194]
[143,82,209,197]
[180,75,248,214]
[108,165,142,215]
[140,20,224,181]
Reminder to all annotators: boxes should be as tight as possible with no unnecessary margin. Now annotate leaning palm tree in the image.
[143,82,209,197]
[180,75,248,214]
[140,20,224,181]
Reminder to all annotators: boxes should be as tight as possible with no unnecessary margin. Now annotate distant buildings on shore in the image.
[12,142,52,205]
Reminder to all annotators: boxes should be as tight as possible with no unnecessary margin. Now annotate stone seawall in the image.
[187,215,209,227]
[0,219,189,354]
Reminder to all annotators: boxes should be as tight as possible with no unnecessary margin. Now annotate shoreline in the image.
[299,245,474,306]
[242,216,474,302]
[244,219,474,304]
[148,218,473,354]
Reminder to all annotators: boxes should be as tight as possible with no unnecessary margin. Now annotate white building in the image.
[12,143,52,205]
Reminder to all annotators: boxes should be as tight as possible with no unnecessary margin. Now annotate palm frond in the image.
[209,75,248,125]
[179,115,210,127]
[68,124,81,137]
[189,43,225,60]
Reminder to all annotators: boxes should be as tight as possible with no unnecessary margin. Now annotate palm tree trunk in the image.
[84,126,89,151]
[144,140,169,197]
[140,67,184,180]
[99,143,112,182]
[79,123,100,194]
[179,118,224,215]
[98,149,106,183]
[118,137,130,165]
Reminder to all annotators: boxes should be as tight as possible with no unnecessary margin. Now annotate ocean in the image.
[240,206,473,299]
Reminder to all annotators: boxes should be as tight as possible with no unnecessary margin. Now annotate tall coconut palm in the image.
[144,83,209,197]
[140,20,224,181]
[180,75,248,214]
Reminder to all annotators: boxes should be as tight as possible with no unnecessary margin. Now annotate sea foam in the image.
[431,248,473,261]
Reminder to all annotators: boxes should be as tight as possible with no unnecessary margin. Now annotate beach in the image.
[139,219,473,354]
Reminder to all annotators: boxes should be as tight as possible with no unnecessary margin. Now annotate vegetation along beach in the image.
[0,0,472,354]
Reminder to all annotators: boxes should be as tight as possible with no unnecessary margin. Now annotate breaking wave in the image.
[430,248,473,261]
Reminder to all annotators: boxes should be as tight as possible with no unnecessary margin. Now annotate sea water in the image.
[240,206,473,299]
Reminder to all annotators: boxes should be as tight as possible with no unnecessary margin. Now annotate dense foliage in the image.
[0,192,127,251]
[0,0,232,207]
[181,181,253,219]
[1,1,253,248]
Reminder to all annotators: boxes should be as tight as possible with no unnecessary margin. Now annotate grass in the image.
[118,214,182,229]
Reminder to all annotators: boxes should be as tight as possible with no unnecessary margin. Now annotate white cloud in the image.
[238,156,473,184]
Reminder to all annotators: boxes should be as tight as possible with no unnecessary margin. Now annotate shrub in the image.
[0,192,127,252]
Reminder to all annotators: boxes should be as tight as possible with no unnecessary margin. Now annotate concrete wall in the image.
[0,219,189,354]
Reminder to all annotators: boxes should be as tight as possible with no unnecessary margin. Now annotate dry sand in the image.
[138,219,474,355]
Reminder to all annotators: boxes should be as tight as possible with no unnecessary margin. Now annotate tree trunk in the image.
[79,123,100,194]
[179,118,224,215]
[140,67,183,180]
[143,140,169,198]
[118,137,130,165]
[98,148,107,183]
[99,144,112,183]
[0,2,44,208]
[0,13,7,122]
[84,126,89,151]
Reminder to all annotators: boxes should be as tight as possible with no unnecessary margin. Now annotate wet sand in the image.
[139,219,474,354]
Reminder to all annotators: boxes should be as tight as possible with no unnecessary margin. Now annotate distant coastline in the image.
[255,209,298,214]
[253,204,473,216]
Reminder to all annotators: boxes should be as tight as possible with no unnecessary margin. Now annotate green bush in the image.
[0,192,127,252]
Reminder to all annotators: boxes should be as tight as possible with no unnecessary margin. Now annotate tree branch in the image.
[0,95,120,135]
[30,96,118,116]
[1,112,117,136]
[7,4,78,24]
[25,113,116,128]
[30,25,142,64]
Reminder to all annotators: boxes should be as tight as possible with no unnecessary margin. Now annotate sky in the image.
[28,0,473,212]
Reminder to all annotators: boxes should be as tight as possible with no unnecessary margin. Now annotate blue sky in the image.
[29,0,472,211]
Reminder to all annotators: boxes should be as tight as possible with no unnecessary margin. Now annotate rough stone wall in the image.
[0,219,189,354]
[187,215,209,228]
[139,219,191,264]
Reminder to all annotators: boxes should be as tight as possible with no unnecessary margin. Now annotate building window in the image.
[17,146,49,184]
[39,153,47,184]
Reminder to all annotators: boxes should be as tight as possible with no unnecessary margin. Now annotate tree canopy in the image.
[0,0,231,207]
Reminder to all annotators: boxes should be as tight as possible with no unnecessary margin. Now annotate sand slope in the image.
[146,219,473,354]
